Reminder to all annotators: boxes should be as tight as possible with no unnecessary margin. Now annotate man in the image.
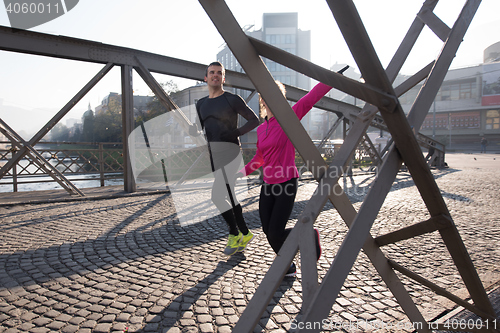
[193,61,259,255]
[480,137,488,153]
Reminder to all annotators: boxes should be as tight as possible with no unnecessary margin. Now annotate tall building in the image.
[216,12,314,142]
[218,12,311,89]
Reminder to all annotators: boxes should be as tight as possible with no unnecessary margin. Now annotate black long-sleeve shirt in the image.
[195,91,258,145]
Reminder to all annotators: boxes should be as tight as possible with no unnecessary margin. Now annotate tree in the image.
[136,80,180,126]
[72,126,82,142]
[94,95,123,142]
[50,123,70,142]
[82,111,95,142]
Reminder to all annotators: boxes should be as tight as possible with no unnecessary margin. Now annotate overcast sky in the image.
[0,0,499,136]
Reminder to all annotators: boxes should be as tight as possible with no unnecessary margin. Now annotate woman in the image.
[239,81,332,277]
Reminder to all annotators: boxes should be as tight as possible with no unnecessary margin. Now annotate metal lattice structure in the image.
[0,141,124,190]
[0,24,367,195]
[199,0,498,332]
[0,15,446,196]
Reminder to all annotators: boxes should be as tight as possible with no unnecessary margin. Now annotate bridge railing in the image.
[0,140,260,192]
[0,137,406,193]
[0,141,123,192]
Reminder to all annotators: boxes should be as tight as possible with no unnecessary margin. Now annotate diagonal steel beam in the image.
[0,63,114,180]
[385,0,438,75]
[133,56,205,147]
[248,37,397,110]
[374,214,453,246]
[405,0,496,317]
[199,0,454,327]
[202,0,494,331]
[417,6,451,41]
[389,260,499,322]
[326,0,450,216]
[325,1,394,96]
[199,0,328,311]
[0,119,84,196]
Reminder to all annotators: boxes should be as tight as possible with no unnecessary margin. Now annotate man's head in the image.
[205,61,225,76]
[204,61,225,87]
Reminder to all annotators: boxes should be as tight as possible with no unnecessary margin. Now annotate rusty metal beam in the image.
[374,215,453,247]
[0,62,114,181]
[248,37,396,110]
[121,65,136,193]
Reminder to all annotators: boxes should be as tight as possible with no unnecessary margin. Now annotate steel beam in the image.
[0,63,114,181]
[0,24,360,116]
[248,37,397,110]
[417,7,451,41]
[0,119,84,196]
[133,56,205,147]
[389,260,498,322]
[405,0,495,317]
[302,1,494,328]
[374,215,453,246]
[121,65,136,193]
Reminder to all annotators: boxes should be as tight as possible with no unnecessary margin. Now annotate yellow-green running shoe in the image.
[237,230,254,252]
[224,232,242,256]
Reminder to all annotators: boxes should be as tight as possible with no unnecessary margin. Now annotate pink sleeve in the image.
[241,147,264,176]
[293,82,333,120]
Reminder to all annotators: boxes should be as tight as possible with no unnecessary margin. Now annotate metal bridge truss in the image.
[199,0,497,332]
[0,16,443,196]
[0,25,364,195]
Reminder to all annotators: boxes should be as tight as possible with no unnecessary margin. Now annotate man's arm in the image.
[190,98,205,137]
[233,95,259,136]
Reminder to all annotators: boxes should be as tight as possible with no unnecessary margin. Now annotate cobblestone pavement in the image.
[0,154,499,332]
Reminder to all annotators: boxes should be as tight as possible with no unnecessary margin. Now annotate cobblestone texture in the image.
[0,154,499,332]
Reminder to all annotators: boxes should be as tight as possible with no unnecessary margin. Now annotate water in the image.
[0,174,124,193]
[0,158,124,192]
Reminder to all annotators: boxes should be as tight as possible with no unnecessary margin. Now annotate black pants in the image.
[259,178,298,254]
[210,144,248,236]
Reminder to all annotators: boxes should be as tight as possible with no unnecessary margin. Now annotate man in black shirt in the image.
[193,61,259,255]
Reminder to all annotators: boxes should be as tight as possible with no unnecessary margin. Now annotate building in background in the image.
[172,20,500,151]
[167,82,209,148]
[399,41,500,150]
[216,12,313,143]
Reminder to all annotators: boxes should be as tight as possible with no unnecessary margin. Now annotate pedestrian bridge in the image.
[0,1,497,332]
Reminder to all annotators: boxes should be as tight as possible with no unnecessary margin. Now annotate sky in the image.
[0,0,499,137]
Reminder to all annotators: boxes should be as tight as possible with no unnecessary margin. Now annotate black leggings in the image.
[259,178,298,254]
[210,146,248,236]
